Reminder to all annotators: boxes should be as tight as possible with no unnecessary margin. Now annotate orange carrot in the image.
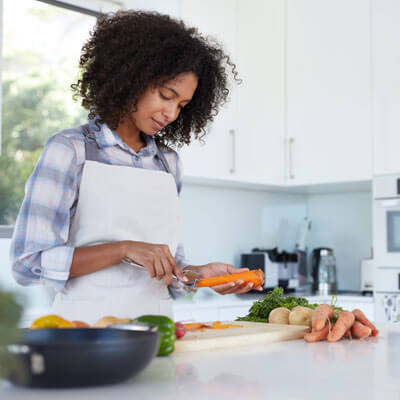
[327,311,355,342]
[351,320,371,339]
[304,324,329,342]
[344,329,352,340]
[352,309,379,337]
[312,304,335,331]
[197,270,265,288]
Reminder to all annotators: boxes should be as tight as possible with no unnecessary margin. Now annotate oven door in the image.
[374,198,400,267]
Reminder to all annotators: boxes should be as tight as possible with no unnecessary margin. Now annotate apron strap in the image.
[156,147,172,174]
[81,121,172,174]
[82,123,102,162]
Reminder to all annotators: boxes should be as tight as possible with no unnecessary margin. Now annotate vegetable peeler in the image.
[121,257,200,299]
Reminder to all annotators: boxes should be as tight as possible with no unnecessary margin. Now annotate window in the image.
[0,0,123,308]
[0,0,122,229]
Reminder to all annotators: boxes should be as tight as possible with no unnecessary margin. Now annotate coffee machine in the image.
[311,247,338,295]
[241,247,301,292]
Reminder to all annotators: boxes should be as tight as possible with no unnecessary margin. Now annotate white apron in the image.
[51,126,182,325]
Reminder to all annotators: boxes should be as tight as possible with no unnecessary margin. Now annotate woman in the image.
[10,10,262,324]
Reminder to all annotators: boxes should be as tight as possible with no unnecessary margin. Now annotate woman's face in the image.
[131,72,198,135]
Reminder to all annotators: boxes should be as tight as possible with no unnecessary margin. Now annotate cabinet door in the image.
[286,0,372,185]
[372,0,400,175]
[235,0,286,185]
[179,0,237,180]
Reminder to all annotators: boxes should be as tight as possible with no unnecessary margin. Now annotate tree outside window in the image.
[1,0,96,225]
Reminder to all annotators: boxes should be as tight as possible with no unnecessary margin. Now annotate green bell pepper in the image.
[133,315,176,356]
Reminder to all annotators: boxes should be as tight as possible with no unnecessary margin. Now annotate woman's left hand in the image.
[189,262,263,295]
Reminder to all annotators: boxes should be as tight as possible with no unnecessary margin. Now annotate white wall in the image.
[180,184,308,267]
[122,0,181,17]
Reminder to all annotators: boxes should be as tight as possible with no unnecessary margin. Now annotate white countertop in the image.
[1,323,399,400]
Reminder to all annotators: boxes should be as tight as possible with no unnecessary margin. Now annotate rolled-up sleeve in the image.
[10,134,79,292]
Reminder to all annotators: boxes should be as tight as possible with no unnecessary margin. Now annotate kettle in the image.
[311,247,338,295]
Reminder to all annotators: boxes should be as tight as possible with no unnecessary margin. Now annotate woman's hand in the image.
[122,241,186,286]
[186,262,263,295]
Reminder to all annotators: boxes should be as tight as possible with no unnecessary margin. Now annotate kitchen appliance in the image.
[311,247,337,295]
[7,323,160,388]
[294,217,312,288]
[174,321,309,352]
[241,248,300,292]
[360,258,374,295]
[373,174,400,323]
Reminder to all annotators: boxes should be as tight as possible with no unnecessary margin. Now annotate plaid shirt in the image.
[10,119,189,292]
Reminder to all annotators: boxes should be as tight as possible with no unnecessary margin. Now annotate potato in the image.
[289,306,314,327]
[93,316,131,328]
[269,307,291,324]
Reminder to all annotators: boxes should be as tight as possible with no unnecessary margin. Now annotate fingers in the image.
[225,264,249,274]
[211,280,254,295]
[163,245,187,284]
[153,258,164,281]
[160,256,173,286]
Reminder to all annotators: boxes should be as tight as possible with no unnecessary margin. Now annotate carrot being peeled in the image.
[352,309,379,337]
[196,270,264,288]
[327,311,355,342]
[312,304,335,331]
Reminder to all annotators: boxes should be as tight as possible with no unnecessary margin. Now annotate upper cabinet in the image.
[177,0,376,187]
[179,0,237,180]
[286,0,372,185]
[235,0,285,185]
[372,0,400,176]
[179,0,286,185]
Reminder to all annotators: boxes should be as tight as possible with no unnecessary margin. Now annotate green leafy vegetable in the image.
[236,287,318,323]
[330,295,343,323]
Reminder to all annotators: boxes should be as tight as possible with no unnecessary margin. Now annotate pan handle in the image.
[8,344,46,375]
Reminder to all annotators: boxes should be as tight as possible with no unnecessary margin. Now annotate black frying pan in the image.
[7,323,160,388]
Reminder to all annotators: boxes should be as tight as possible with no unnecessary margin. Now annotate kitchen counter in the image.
[1,323,399,400]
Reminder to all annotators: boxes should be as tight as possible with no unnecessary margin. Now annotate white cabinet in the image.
[234,0,286,185]
[372,0,400,175]
[179,0,237,180]
[179,0,373,187]
[286,0,372,185]
[179,0,286,185]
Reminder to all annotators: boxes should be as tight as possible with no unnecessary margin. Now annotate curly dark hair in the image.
[71,10,240,148]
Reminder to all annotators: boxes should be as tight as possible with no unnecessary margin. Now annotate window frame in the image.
[0,0,123,238]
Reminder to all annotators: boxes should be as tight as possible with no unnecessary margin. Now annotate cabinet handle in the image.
[289,137,295,180]
[229,129,235,174]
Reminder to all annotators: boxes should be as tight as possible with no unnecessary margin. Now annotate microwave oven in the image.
[373,174,400,268]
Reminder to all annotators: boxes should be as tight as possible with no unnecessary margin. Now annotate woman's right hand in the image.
[122,241,187,286]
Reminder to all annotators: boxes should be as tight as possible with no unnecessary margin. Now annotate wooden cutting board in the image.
[174,321,310,352]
